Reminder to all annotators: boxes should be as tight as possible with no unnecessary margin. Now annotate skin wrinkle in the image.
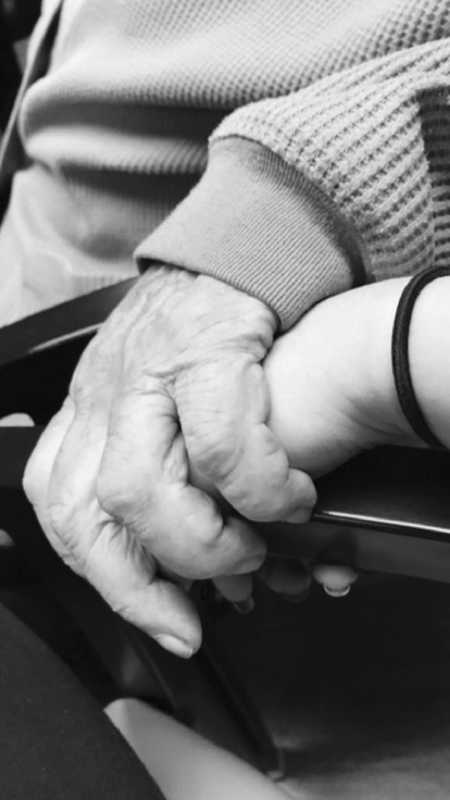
[176,363,263,476]
[98,395,262,577]
[25,261,317,654]
[96,448,176,522]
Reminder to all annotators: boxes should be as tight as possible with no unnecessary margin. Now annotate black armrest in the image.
[0,280,449,584]
[0,4,21,128]
[0,279,136,420]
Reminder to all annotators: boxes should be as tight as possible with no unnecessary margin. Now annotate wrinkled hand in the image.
[23,266,316,657]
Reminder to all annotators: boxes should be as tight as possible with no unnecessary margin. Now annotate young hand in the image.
[264,278,418,478]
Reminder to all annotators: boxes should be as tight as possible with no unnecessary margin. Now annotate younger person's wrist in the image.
[407,275,450,448]
[362,278,429,448]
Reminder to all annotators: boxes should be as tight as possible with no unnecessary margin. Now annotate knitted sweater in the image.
[1,0,450,327]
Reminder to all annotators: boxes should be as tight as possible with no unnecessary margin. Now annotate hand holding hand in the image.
[23,266,316,657]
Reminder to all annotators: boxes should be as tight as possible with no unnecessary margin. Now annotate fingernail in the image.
[323,584,351,598]
[231,597,255,614]
[154,634,195,658]
[313,565,358,594]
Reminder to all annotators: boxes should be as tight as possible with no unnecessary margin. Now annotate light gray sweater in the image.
[1,0,449,327]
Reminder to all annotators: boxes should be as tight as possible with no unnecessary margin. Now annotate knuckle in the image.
[48,498,75,536]
[190,422,238,483]
[43,504,86,576]
[191,514,224,550]
[108,591,138,623]
[59,547,85,576]
[178,495,224,550]
[95,473,119,514]
[224,455,290,522]
[22,400,76,505]
[260,445,290,489]
[96,470,144,519]
[161,521,227,580]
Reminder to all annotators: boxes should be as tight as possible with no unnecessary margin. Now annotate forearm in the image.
[138,36,450,331]
[264,275,450,479]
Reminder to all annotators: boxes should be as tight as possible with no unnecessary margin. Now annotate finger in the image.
[176,359,317,523]
[77,518,202,657]
[47,407,202,655]
[23,398,76,561]
[23,400,75,506]
[258,557,312,600]
[312,564,358,597]
[97,389,266,579]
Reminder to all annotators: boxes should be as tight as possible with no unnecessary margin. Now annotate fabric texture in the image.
[136,137,366,329]
[1,0,450,325]
[0,601,165,799]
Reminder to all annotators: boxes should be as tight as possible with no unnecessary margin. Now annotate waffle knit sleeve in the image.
[136,38,450,331]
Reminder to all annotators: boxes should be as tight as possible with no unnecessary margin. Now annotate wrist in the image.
[133,263,278,355]
[407,275,450,448]
[135,139,358,332]
[362,278,425,448]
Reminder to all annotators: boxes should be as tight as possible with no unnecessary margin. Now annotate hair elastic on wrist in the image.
[391,265,450,449]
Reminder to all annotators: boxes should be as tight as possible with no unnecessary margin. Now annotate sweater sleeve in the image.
[135,37,450,330]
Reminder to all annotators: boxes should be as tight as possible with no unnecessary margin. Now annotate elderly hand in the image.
[23,266,316,658]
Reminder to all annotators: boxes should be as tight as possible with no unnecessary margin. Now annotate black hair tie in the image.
[391,265,450,449]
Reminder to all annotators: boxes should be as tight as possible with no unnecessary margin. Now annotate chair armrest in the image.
[0,280,449,583]
[0,279,135,421]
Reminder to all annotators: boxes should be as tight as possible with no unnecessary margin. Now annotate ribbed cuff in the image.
[135,137,366,330]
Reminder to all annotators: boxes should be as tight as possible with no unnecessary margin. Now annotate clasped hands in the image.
[23,266,403,658]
